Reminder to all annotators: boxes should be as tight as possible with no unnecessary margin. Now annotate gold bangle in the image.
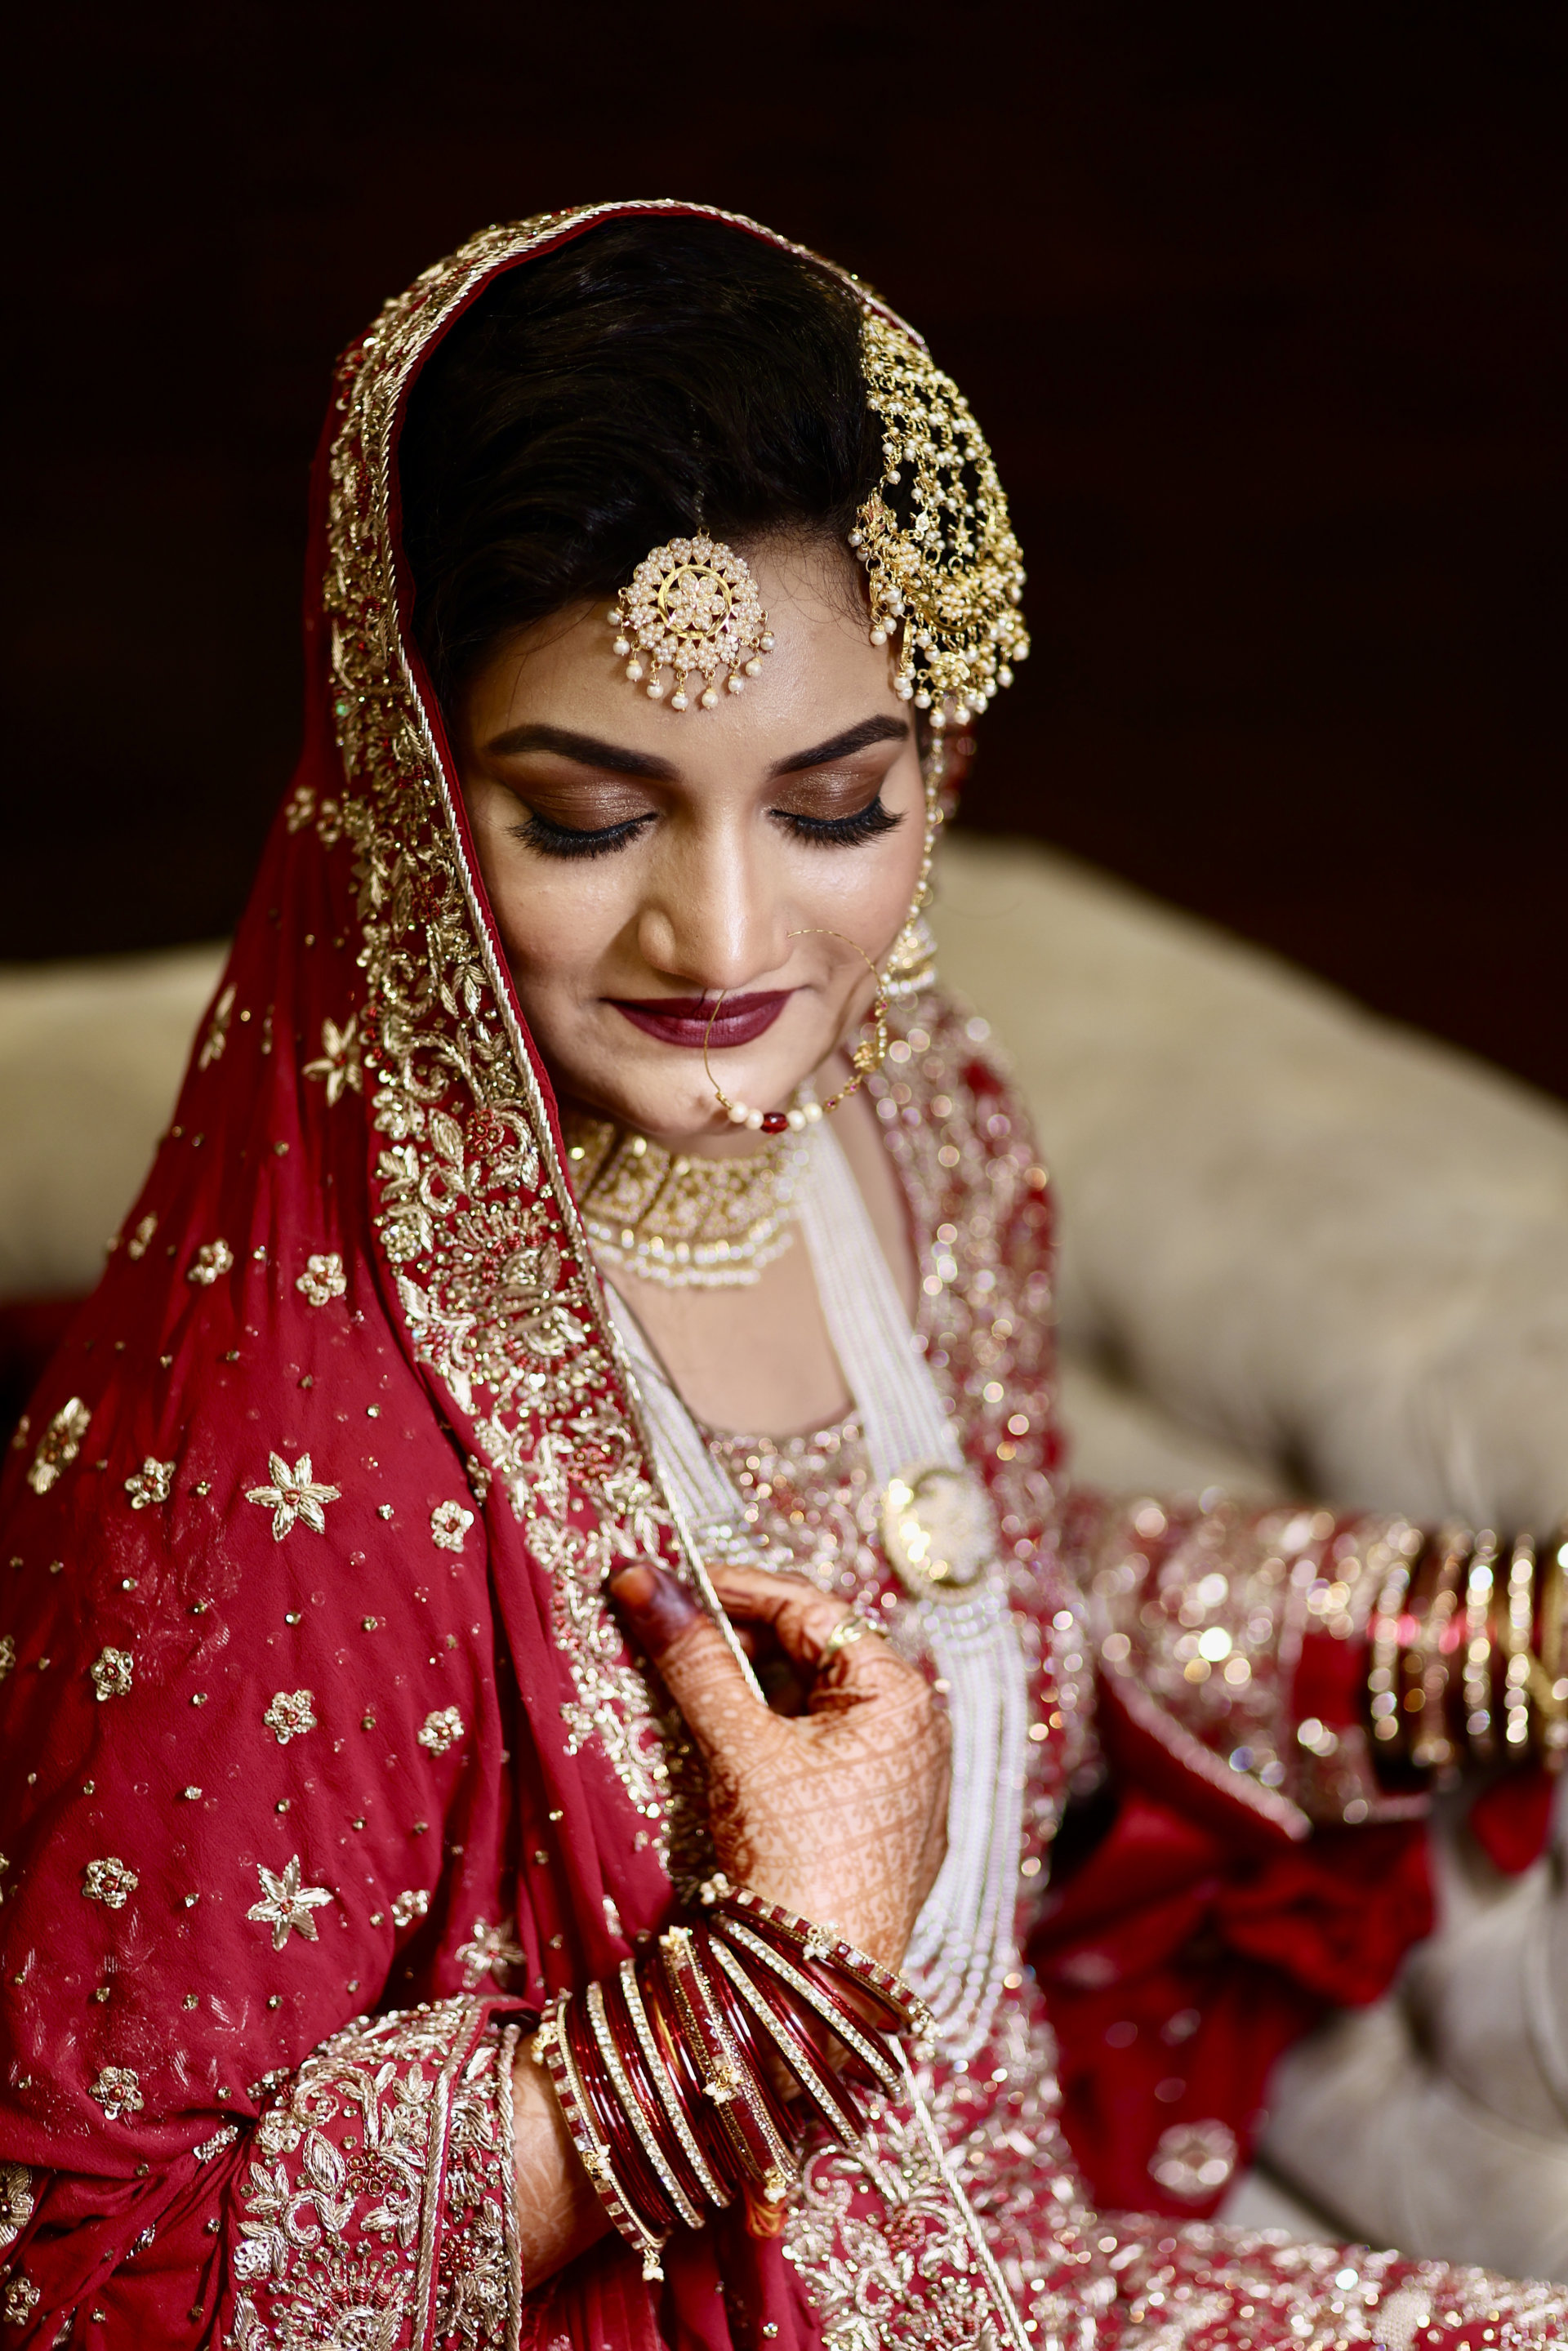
[1503,1533,1536,1751]
[1411,1525,1469,1770]
[1526,1526,1568,1769]
[1460,1529,1499,1760]
[1367,1527,1421,1754]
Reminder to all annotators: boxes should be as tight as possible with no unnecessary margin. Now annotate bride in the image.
[0,200,1562,2349]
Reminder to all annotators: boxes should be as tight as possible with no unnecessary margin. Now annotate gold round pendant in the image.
[880,1464,993,1601]
[610,535,774,711]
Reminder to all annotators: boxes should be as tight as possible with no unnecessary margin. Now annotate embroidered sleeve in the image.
[0,2001,520,2347]
[1064,1487,1426,1833]
[226,1999,519,2349]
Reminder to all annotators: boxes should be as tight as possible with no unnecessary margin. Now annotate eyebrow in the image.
[480,723,678,779]
[767,716,910,777]
[480,714,911,781]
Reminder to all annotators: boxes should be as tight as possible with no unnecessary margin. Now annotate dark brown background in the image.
[6,2,1566,1087]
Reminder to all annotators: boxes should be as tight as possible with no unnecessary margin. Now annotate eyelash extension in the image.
[776,795,904,848]
[510,811,656,862]
[510,793,903,862]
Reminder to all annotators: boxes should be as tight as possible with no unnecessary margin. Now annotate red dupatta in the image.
[0,202,928,2350]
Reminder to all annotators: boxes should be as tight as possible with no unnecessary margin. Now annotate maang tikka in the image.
[610,537,774,710]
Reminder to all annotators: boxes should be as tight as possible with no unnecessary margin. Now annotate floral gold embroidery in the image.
[28,1397,90,1495]
[232,2002,515,2349]
[430,1501,474,1552]
[188,1238,235,1285]
[0,2162,34,2254]
[263,1689,317,1744]
[246,1453,342,1541]
[0,1636,14,1683]
[125,1213,158,1260]
[88,2067,143,2122]
[2,2275,39,2324]
[82,1856,138,1908]
[417,1706,464,1757]
[247,1855,332,1950]
[90,1647,134,1701]
[456,1918,526,1991]
[123,1458,176,1509]
[198,982,237,1069]
[304,1013,363,1105]
[320,212,704,1839]
[392,1886,431,1928]
[296,1253,347,1306]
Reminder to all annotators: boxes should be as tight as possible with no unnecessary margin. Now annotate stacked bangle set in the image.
[532,1880,932,2278]
[1365,1521,1568,1772]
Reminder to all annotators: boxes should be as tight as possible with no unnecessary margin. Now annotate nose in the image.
[634,817,790,991]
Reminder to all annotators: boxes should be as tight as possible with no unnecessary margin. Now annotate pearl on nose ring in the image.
[700,933,890,1129]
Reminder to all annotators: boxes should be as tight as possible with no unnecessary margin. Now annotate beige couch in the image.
[7,831,1568,2268]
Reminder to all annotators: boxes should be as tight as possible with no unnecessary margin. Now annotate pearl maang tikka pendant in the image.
[609,536,774,710]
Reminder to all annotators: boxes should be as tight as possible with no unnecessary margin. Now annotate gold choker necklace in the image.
[563,1110,808,1289]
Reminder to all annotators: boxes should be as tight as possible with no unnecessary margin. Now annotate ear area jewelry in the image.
[702,932,889,1131]
[849,309,1028,732]
[610,536,774,711]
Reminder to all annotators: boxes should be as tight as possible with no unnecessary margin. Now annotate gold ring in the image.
[818,1614,870,1663]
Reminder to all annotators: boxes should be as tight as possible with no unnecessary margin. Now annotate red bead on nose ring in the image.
[700,934,890,1131]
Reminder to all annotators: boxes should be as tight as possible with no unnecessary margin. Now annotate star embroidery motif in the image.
[247,1855,332,1951]
[246,1453,341,1542]
[304,1013,363,1106]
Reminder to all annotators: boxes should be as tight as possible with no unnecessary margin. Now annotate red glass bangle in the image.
[710,1913,902,2093]
[577,1981,693,2234]
[695,1924,801,2148]
[534,2000,668,2281]
[706,1927,869,2148]
[642,1943,750,2197]
[598,1970,710,2222]
[711,1886,929,2039]
[563,1991,681,2237]
[619,1956,733,2211]
[658,1926,795,2195]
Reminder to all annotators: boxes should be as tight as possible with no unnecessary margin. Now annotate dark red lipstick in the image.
[610,991,791,1049]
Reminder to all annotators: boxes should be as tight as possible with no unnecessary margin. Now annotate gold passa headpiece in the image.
[850,309,1028,730]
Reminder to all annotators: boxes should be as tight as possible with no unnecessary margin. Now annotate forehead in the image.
[462,538,898,768]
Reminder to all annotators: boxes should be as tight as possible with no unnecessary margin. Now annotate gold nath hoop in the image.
[702,931,890,1133]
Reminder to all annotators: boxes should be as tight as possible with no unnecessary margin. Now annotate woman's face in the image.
[455,537,926,1151]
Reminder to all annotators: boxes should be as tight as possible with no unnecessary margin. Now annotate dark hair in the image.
[399,216,882,707]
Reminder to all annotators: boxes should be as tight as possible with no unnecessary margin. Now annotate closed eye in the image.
[509,809,657,862]
[773,795,903,848]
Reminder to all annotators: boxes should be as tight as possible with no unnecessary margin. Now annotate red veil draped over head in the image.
[2,203,952,2349]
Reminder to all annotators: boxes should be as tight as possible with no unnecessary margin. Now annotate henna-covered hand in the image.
[611,1561,950,1970]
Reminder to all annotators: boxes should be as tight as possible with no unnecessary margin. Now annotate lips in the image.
[610,991,791,1049]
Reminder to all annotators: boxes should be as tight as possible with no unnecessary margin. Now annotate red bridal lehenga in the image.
[1,203,1564,2350]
